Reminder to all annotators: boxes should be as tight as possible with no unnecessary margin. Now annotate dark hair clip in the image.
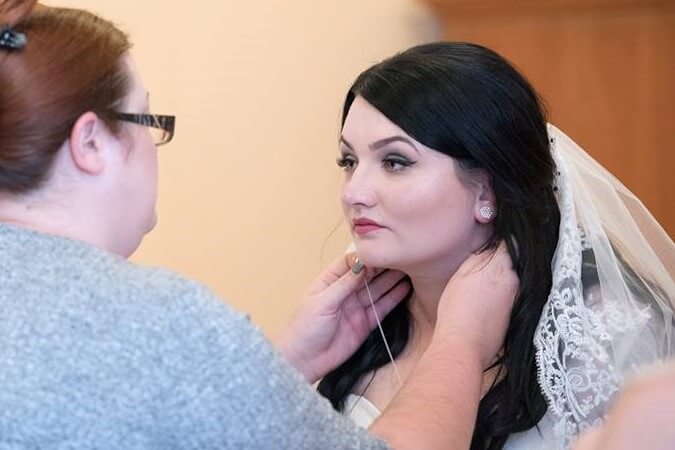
[0,25,27,50]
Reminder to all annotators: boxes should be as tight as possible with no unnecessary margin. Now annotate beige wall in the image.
[46,0,439,338]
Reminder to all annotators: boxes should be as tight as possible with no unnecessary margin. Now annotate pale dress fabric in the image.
[344,393,557,449]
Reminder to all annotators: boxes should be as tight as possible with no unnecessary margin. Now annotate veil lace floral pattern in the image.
[534,127,656,449]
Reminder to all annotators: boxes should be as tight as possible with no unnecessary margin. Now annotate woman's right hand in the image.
[435,242,519,368]
[277,253,410,383]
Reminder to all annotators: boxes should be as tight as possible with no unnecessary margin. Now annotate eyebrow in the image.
[339,135,420,154]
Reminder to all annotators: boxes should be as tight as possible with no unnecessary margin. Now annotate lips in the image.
[352,218,385,235]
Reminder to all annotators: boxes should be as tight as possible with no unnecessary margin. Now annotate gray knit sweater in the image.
[0,223,388,449]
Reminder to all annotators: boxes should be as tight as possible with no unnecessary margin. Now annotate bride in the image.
[318,42,674,449]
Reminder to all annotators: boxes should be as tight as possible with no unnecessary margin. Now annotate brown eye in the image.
[336,155,357,171]
[383,156,414,172]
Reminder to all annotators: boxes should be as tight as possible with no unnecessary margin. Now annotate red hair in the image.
[0,0,132,192]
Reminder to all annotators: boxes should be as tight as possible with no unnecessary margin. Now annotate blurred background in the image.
[46,0,675,339]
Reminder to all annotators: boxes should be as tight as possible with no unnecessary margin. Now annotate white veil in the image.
[534,124,675,449]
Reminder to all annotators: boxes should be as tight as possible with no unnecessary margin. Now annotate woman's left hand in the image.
[276,253,410,383]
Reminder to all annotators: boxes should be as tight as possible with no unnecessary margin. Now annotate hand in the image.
[434,242,518,368]
[277,253,410,383]
[571,362,675,450]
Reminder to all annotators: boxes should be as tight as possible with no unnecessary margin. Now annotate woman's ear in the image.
[68,111,107,175]
[473,172,497,224]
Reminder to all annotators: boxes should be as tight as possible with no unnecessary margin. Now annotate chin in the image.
[353,245,404,271]
[120,223,153,259]
[138,210,158,235]
[146,212,158,233]
[117,235,143,259]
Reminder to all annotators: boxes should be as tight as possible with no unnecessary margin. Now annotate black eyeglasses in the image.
[115,113,175,146]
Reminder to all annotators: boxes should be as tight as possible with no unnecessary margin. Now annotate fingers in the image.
[356,269,407,307]
[317,253,383,283]
[458,241,514,278]
[483,243,519,296]
[306,253,360,295]
[306,251,395,310]
[570,427,604,450]
[310,256,387,310]
[366,280,411,328]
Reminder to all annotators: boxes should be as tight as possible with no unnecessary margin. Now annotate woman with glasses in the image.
[0,1,519,448]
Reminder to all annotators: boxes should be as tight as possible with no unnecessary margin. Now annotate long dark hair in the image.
[318,42,561,449]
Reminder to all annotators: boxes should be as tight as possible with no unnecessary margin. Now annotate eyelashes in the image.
[336,154,356,170]
[382,156,416,172]
[336,153,417,173]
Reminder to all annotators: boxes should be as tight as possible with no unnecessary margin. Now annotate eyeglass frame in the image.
[115,113,176,146]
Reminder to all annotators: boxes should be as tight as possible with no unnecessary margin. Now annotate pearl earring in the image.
[480,205,494,220]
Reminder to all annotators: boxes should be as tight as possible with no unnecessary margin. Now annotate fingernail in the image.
[351,258,364,274]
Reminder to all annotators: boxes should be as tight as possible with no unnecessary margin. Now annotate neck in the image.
[403,225,494,337]
[401,261,505,400]
[0,192,119,256]
[408,278,446,329]
[408,252,468,321]
[402,231,498,355]
[401,259,465,357]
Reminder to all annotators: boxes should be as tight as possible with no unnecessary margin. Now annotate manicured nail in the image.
[352,258,364,274]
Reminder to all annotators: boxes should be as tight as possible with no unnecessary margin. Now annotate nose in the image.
[342,165,377,208]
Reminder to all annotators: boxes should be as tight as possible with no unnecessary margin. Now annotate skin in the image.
[0,54,157,257]
[572,362,675,450]
[0,52,518,449]
[337,96,499,410]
